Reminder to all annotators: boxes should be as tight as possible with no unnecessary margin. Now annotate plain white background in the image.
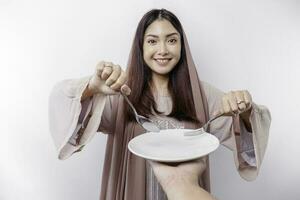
[1,0,299,199]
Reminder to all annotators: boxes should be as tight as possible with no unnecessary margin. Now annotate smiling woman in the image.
[126,12,199,124]
[48,8,271,200]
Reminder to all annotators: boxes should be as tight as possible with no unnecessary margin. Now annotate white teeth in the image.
[155,59,171,65]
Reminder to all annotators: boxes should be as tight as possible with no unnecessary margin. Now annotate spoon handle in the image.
[184,112,226,136]
[121,93,140,121]
[203,112,225,129]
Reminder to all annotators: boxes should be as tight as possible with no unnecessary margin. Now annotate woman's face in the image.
[143,19,181,76]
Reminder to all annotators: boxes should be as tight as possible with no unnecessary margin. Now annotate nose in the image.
[158,42,169,56]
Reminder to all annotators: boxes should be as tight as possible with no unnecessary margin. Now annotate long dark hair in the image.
[126,8,199,123]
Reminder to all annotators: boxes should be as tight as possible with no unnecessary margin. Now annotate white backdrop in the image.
[1,0,299,199]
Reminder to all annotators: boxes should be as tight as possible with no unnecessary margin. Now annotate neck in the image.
[151,72,170,96]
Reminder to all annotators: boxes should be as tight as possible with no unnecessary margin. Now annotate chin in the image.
[151,66,174,75]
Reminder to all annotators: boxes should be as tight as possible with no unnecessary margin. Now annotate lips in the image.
[154,58,172,66]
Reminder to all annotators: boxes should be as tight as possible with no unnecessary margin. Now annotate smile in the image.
[154,58,172,66]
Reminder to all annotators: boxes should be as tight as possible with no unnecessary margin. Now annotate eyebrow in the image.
[145,32,179,38]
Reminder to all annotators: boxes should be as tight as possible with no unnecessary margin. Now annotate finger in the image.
[194,158,207,170]
[101,62,114,79]
[212,102,225,116]
[235,91,247,111]
[95,61,105,77]
[110,71,127,91]
[214,106,224,116]
[120,84,131,96]
[103,62,114,68]
[196,158,207,175]
[222,95,232,114]
[228,91,239,114]
[105,65,121,86]
[183,158,206,167]
[243,90,252,109]
[196,157,207,165]
[148,160,156,167]
[101,66,113,80]
[148,160,165,169]
[180,159,207,176]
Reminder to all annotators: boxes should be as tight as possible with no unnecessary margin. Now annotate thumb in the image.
[120,84,131,96]
[214,107,234,117]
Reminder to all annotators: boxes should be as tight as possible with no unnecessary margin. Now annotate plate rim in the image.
[128,129,220,162]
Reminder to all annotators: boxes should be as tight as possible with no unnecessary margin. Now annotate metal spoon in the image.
[121,93,160,132]
[184,112,226,136]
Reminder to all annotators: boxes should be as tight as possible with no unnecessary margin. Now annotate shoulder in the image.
[199,81,226,117]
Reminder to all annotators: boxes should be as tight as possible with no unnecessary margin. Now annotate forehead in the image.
[144,19,179,37]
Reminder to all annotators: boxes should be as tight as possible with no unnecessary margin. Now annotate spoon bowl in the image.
[121,93,160,132]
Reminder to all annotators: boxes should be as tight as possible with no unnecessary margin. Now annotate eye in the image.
[147,39,157,44]
[168,38,177,44]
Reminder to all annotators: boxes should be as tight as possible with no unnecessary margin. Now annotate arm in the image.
[149,159,217,200]
[201,81,271,181]
[48,61,131,160]
[48,76,107,160]
[166,185,216,200]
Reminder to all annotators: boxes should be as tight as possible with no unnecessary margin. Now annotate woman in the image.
[49,9,271,200]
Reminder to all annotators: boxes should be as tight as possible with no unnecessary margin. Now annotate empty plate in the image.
[128,129,220,162]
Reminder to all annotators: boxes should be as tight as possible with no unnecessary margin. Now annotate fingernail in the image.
[120,87,125,94]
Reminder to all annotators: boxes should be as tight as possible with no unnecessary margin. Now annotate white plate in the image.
[128,129,220,162]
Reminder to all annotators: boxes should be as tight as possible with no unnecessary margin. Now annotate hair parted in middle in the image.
[125,8,199,123]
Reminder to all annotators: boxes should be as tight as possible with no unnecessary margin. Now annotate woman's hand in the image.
[149,158,207,193]
[88,61,131,95]
[219,90,252,116]
[219,90,253,131]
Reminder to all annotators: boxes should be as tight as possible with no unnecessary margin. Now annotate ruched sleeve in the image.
[48,76,108,160]
[202,81,271,181]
